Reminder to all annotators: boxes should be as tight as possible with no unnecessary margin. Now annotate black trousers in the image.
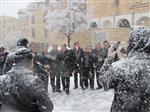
[61,77,70,91]
[50,73,61,91]
[84,69,95,89]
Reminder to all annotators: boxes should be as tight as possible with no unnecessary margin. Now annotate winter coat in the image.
[92,48,104,69]
[73,47,84,67]
[3,46,31,74]
[102,47,108,59]
[84,52,97,70]
[48,50,59,74]
[0,66,54,112]
[59,49,75,77]
[99,27,150,112]
[0,52,8,75]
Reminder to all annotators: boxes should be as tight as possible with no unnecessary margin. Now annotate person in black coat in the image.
[48,44,62,93]
[84,46,97,90]
[99,26,150,112]
[0,39,54,112]
[92,42,104,89]
[59,44,75,94]
[73,42,85,90]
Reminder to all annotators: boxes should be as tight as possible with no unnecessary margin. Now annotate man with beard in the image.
[0,47,8,76]
[73,42,85,90]
[92,42,104,89]
[99,27,150,112]
[0,38,54,112]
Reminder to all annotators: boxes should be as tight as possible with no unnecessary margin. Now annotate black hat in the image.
[17,38,29,47]
[0,46,5,51]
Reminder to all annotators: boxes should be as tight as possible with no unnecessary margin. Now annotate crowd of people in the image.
[0,26,150,112]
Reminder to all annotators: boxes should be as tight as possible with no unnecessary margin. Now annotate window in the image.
[32,28,35,38]
[31,15,35,24]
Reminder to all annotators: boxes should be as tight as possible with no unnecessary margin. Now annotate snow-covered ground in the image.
[49,77,114,112]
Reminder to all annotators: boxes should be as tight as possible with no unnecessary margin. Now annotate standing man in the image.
[59,44,73,95]
[0,47,8,76]
[102,40,110,59]
[93,42,104,89]
[48,44,62,93]
[73,42,85,90]
[84,46,97,90]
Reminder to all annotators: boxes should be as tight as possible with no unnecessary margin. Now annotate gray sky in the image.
[1,0,45,18]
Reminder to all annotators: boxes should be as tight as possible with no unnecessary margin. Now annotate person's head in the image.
[127,26,150,54]
[87,46,92,53]
[42,47,48,54]
[95,42,101,49]
[75,42,80,47]
[0,46,5,54]
[103,40,110,49]
[17,38,29,47]
[52,44,58,51]
[61,44,67,52]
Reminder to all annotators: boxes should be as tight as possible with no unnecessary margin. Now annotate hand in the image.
[108,44,117,58]
[116,45,127,60]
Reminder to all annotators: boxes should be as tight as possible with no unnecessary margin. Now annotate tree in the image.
[44,0,88,47]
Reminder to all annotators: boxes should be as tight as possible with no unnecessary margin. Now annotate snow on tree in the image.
[44,0,89,47]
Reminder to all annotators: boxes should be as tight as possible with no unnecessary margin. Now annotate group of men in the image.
[0,40,110,95]
[34,41,110,95]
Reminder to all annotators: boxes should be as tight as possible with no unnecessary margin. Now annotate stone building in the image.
[0,16,27,50]
[16,0,150,48]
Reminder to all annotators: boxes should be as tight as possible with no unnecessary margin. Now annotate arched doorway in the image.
[118,19,130,28]
[136,17,150,27]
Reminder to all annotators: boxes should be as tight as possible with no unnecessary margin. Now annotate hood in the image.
[127,26,150,54]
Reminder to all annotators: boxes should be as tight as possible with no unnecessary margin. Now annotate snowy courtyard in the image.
[49,77,114,112]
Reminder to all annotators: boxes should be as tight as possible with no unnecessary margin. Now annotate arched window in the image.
[90,22,98,28]
[118,19,130,28]
[136,17,150,27]
[102,21,112,28]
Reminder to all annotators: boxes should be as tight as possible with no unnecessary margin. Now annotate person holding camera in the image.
[99,27,150,112]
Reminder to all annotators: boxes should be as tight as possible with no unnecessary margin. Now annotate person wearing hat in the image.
[99,26,150,112]
[3,38,30,74]
[0,46,54,112]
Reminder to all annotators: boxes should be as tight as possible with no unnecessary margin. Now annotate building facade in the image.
[16,0,150,48]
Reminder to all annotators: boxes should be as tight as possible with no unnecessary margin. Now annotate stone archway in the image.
[102,21,112,28]
[117,19,130,28]
[136,17,150,27]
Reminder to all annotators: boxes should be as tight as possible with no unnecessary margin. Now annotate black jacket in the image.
[0,66,53,112]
